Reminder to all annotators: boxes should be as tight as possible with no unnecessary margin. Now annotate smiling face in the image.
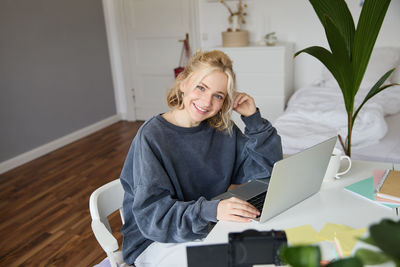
[177,68,228,127]
[166,50,236,132]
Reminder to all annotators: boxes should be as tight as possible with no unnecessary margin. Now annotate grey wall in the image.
[0,0,116,162]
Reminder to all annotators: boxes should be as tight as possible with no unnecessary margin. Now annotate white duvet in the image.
[274,85,400,154]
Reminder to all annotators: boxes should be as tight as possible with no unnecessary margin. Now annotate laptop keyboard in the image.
[247,192,267,216]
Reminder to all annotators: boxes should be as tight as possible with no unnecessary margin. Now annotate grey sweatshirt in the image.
[120,110,282,264]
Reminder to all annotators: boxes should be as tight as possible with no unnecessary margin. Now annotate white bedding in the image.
[273,46,400,163]
[274,84,400,162]
[351,112,400,163]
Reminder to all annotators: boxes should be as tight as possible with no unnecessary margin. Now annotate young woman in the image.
[119,50,282,266]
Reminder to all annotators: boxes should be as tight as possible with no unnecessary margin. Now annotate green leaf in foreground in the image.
[280,245,321,267]
[355,248,391,265]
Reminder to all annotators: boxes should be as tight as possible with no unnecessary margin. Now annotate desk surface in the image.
[204,160,399,244]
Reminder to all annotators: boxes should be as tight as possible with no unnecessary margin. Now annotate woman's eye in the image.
[196,85,205,91]
[215,95,224,100]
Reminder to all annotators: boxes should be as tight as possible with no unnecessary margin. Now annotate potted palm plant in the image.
[295,0,398,156]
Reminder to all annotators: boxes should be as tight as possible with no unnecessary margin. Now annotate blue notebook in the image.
[344,177,399,209]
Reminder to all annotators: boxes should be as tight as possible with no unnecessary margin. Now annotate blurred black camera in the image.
[186,229,287,267]
[228,229,287,267]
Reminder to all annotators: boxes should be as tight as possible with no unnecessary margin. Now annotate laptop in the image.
[212,136,337,223]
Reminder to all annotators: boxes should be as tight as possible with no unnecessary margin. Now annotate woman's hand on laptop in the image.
[217,197,260,222]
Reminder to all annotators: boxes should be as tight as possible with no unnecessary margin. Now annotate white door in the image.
[123,0,198,120]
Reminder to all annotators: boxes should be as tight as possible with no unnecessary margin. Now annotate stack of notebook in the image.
[374,170,400,204]
[344,169,400,209]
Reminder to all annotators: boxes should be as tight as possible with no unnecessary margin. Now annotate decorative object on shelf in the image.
[264,32,277,46]
[294,0,398,157]
[221,30,249,47]
[220,0,247,31]
[220,0,249,47]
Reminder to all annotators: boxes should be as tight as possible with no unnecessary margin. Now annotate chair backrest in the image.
[89,179,125,232]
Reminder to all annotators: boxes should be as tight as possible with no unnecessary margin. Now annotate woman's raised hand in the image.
[216,197,260,223]
[233,92,257,117]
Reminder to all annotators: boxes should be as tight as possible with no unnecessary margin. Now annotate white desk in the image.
[203,160,398,245]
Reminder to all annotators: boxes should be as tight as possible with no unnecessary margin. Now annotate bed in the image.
[274,47,400,163]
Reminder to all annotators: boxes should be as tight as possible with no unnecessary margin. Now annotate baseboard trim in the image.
[0,114,122,174]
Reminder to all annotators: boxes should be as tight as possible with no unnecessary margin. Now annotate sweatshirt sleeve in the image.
[121,131,219,243]
[232,109,283,184]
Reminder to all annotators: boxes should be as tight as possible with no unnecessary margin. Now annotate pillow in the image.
[321,47,400,89]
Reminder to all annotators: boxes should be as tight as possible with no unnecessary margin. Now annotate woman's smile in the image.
[193,103,209,114]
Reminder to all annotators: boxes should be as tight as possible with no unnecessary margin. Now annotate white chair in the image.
[89,179,127,267]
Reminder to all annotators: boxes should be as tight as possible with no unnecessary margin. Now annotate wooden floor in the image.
[0,120,143,267]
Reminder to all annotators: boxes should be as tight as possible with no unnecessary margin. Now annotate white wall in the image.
[198,0,400,90]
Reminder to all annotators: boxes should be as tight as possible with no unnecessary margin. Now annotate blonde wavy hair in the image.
[166,50,237,133]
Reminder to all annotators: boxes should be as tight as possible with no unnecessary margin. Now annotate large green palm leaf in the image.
[295,0,395,156]
[352,0,392,92]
